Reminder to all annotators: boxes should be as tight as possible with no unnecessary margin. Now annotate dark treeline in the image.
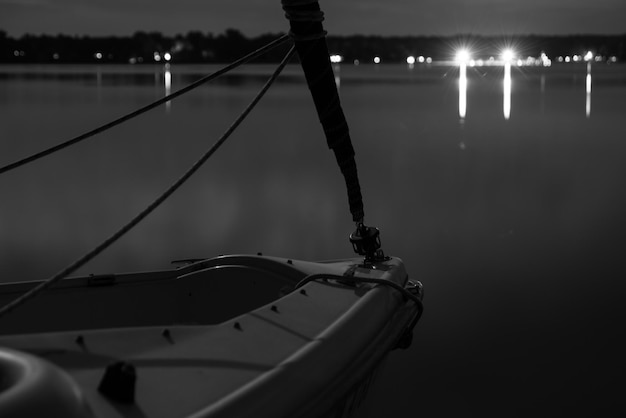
[0,29,292,64]
[1,29,625,63]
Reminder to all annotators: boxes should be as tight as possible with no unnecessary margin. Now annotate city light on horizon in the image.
[501,48,515,62]
[456,49,471,64]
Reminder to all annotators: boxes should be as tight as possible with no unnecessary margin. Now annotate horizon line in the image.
[3,29,626,39]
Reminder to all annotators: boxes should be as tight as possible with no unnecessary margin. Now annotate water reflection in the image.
[540,74,546,114]
[333,63,340,89]
[453,61,599,121]
[96,66,103,102]
[457,62,513,120]
[503,62,512,120]
[458,62,467,120]
[164,64,172,112]
[586,62,592,118]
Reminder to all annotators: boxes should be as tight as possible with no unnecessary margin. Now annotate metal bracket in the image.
[349,223,387,264]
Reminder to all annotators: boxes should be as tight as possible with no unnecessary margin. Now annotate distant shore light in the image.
[584,51,593,61]
[501,48,515,62]
[406,56,415,65]
[330,54,343,63]
[373,56,381,64]
[164,52,172,62]
[94,52,103,60]
[455,49,470,64]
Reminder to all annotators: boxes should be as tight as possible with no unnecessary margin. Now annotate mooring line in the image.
[0,46,296,319]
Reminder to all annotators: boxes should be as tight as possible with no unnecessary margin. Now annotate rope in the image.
[0,34,292,176]
[295,273,424,330]
[0,46,297,320]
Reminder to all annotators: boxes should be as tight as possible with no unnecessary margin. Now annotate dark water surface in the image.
[2,63,626,416]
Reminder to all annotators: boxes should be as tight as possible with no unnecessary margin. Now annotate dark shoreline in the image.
[2,29,625,64]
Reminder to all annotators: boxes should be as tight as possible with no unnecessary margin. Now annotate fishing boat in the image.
[0,1,423,417]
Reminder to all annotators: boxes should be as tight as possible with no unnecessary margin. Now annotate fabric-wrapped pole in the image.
[281,0,365,223]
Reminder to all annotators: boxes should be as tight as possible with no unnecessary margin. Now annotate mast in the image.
[281,0,364,224]
[281,0,385,262]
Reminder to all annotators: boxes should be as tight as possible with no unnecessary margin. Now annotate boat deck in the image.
[0,255,417,418]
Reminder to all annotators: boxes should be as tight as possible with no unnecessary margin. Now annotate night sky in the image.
[2,0,625,37]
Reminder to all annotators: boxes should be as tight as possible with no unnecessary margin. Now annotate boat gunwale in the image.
[0,256,419,418]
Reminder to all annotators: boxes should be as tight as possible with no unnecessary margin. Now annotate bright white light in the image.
[164,52,172,62]
[426,57,433,64]
[418,55,425,63]
[573,55,581,62]
[94,52,103,60]
[584,51,593,62]
[456,49,470,64]
[154,52,161,62]
[373,56,381,64]
[565,56,571,63]
[501,49,515,62]
[330,54,343,63]
[406,56,416,65]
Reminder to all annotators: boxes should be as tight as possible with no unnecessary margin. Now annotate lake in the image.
[1,61,626,416]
